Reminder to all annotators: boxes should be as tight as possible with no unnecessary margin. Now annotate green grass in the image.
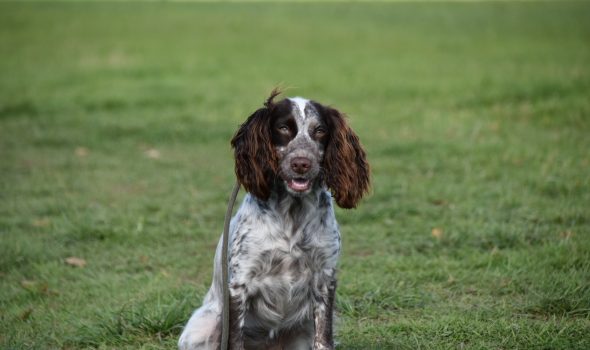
[1,1,589,349]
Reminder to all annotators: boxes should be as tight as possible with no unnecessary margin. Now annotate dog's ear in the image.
[230,90,282,200]
[316,103,370,209]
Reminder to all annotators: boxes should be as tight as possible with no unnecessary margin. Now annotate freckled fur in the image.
[179,91,370,350]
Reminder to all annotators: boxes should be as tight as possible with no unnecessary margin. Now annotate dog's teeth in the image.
[289,179,310,191]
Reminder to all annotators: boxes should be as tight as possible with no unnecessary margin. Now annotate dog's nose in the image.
[291,157,312,174]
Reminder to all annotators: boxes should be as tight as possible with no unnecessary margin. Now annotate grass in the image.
[1,1,589,349]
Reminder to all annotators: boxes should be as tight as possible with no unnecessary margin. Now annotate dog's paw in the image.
[178,338,217,350]
[313,342,334,350]
[178,331,218,350]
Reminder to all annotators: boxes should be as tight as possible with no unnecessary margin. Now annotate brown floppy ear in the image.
[230,91,281,200]
[317,103,370,209]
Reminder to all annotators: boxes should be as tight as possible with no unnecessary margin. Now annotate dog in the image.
[179,90,370,350]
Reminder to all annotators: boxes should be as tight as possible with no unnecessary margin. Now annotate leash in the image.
[221,180,240,350]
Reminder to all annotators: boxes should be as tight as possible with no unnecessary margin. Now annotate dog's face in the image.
[271,97,328,196]
[231,91,370,208]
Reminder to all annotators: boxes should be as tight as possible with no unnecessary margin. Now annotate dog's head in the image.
[231,90,370,209]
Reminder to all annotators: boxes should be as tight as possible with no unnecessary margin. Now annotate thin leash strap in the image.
[221,180,240,350]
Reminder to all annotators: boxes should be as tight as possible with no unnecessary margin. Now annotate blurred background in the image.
[1,1,589,348]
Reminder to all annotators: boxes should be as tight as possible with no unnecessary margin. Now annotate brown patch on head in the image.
[312,102,370,208]
[231,89,283,200]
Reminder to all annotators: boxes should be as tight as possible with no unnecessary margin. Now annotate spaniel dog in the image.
[179,90,370,350]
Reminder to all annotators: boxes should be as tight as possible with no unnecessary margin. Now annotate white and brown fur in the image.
[179,90,370,350]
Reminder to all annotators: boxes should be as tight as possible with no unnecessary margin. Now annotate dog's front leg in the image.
[228,284,246,350]
[313,277,336,350]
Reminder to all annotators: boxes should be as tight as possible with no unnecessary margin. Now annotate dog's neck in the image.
[249,179,331,233]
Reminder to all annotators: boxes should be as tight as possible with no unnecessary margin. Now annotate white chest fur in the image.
[228,192,340,329]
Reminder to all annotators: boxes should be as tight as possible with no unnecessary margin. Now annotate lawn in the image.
[1,1,589,349]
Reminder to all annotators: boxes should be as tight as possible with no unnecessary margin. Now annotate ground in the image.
[0,1,589,349]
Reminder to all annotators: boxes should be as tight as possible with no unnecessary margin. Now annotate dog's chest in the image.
[243,236,333,327]
[230,197,340,327]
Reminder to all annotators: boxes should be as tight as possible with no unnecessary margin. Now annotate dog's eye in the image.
[277,125,290,133]
[314,127,326,137]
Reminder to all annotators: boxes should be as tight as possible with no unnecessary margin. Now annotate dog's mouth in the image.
[286,178,311,192]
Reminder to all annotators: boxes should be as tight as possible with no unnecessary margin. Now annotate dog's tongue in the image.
[288,178,310,192]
